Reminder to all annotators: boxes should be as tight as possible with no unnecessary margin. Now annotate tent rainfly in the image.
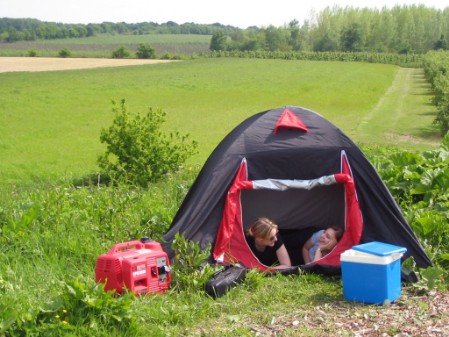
[163,106,432,274]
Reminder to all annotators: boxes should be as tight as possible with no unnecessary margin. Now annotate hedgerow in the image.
[423,50,449,135]
[202,50,423,68]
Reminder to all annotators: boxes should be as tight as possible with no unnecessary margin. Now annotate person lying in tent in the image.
[302,226,343,264]
[245,217,292,270]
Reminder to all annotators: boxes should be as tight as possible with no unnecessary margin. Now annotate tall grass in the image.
[1,58,438,187]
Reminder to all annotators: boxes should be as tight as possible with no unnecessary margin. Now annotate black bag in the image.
[205,264,247,298]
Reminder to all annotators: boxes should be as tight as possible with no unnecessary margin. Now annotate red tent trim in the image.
[313,151,363,266]
[213,152,364,270]
[274,109,309,134]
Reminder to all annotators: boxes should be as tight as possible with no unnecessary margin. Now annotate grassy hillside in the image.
[0,58,439,186]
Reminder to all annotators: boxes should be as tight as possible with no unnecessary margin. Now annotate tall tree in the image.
[209,31,228,51]
[288,19,302,51]
[434,35,448,50]
[264,26,288,51]
[341,23,363,51]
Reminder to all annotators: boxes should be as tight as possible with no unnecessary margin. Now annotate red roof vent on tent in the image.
[274,109,309,134]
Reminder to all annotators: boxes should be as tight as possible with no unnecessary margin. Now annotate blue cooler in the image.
[340,241,407,304]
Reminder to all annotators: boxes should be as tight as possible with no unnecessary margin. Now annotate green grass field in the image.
[0,57,439,187]
[0,34,211,57]
[0,56,446,337]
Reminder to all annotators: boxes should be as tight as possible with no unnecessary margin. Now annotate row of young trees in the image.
[423,51,449,135]
[210,5,449,54]
[204,50,423,68]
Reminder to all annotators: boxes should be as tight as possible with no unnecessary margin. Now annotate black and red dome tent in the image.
[163,106,431,273]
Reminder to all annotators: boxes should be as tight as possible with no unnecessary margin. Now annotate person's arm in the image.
[313,247,323,261]
[319,238,337,255]
[313,238,337,261]
[302,237,313,264]
[272,244,291,269]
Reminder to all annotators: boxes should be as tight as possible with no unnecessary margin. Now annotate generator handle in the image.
[107,240,144,255]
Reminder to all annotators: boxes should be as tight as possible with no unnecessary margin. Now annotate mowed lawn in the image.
[0,57,438,186]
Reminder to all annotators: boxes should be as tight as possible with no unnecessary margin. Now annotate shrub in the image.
[58,48,71,58]
[98,99,198,187]
[160,52,183,60]
[170,233,217,293]
[27,49,37,57]
[135,43,156,59]
[112,46,130,59]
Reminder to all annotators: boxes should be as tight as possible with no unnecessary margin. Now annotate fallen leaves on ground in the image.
[249,290,449,336]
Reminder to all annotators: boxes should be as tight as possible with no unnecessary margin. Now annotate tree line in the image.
[0,18,239,42]
[1,5,448,54]
[211,5,449,54]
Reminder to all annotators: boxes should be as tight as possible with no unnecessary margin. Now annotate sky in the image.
[2,0,448,28]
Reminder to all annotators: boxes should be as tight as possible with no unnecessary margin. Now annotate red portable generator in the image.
[95,238,171,295]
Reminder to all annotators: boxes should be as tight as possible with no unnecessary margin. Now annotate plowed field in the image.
[0,57,173,73]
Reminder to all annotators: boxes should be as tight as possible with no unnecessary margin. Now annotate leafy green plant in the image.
[372,133,449,207]
[407,265,447,294]
[111,46,130,59]
[58,48,71,58]
[241,267,264,291]
[55,280,136,331]
[170,233,217,292]
[27,49,37,57]
[135,43,156,59]
[369,134,449,287]
[1,279,138,337]
[98,99,198,187]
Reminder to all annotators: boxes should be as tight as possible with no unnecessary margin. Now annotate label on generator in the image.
[133,264,147,277]
[157,257,167,266]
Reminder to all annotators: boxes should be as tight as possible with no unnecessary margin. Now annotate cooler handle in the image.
[391,253,405,261]
[107,240,144,255]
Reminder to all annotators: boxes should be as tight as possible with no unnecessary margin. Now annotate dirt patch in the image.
[383,132,442,147]
[197,290,449,337]
[0,57,175,73]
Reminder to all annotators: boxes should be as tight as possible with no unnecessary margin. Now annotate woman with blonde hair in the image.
[245,217,291,270]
